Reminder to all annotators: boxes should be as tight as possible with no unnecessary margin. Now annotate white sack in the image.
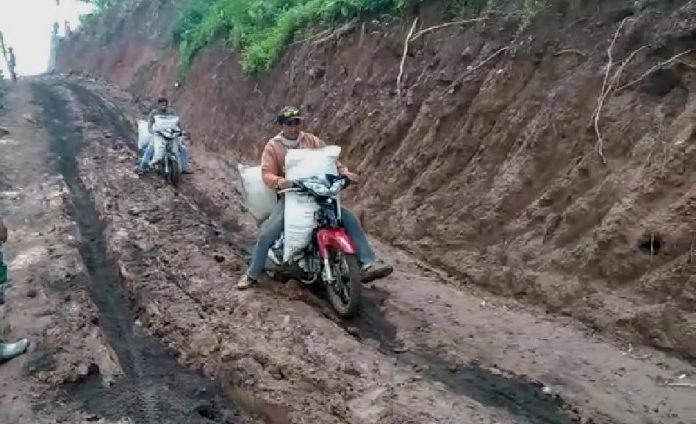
[283,146,341,261]
[150,116,181,165]
[137,120,152,150]
[238,164,277,222]
[151,135,166,165]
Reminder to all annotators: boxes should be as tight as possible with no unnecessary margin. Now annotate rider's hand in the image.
[0,219,7,244]
[279,179,294,189]
[342,171,360,184]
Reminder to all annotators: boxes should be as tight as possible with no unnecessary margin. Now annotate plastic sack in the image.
[152,115,180,133]
[238,164,277,222]
[151,135,166,165]
[283,145,340,261]
[137,120,151,150]
[150,116,181,165]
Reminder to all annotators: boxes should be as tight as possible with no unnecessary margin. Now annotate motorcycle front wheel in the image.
[165,155,182,186]
[326,251,361,318]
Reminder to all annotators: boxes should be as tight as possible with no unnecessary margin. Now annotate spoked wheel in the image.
[326,250,361,318]
[165,155,181,186]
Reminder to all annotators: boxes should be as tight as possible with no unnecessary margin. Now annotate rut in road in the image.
[343,293,577,424]
[31,81,253,424]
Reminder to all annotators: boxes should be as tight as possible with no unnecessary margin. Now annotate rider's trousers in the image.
[246,197,377,279]
[138,137,190,170]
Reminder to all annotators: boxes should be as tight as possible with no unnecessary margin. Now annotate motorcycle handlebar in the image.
[279,177,350,197]
[278,187,301,194]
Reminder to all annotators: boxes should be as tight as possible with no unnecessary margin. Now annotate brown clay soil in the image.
[0,80,258,424]
[0,74,687,423]
[56,0,696,361]
[0,0,686,422]
[0,82,126,424]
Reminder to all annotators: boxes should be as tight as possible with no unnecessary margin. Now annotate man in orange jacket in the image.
[237,106,392,289]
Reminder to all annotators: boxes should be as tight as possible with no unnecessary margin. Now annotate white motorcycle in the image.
[150,115,183,186]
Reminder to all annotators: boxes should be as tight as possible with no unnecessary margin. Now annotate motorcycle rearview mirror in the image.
[334,175,351,189]
[326,173,349,186]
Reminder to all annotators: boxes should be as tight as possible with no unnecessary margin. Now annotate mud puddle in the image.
[31,81,251,424]
[344,291,578,424]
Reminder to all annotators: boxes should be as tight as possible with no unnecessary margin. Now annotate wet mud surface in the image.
[66,75,578,424]
[56,0,696,365]
[31,81,254,424]
[55,78,578,423]
[6,75,692,424]
[63,77,579,423]
[346,293,575,424]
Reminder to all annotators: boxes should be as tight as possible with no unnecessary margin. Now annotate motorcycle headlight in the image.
[304,181,330,196]
[329,180,345,196]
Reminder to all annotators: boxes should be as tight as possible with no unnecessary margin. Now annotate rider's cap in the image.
[277,106,303,124]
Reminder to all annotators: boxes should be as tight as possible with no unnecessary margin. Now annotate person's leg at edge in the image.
[0,241,29,362]
[237,198,285,289]
[340,207,393,281]
[0,339,29,362]
[340,207,376,265]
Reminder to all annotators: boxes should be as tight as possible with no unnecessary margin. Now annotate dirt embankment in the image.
[56,0,696,359]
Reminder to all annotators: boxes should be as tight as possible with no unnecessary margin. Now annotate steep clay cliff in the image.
[56,0,696,359]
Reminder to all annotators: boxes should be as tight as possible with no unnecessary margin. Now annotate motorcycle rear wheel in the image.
[326,251,361,318]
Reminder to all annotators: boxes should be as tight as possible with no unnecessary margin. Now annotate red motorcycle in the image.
[266,175,361,317]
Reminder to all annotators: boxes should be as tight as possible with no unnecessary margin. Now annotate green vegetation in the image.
[173,0,501,75]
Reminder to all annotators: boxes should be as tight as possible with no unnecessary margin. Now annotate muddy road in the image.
[0,76,694,424]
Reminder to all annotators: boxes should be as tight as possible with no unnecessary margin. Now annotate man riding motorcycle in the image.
[135,97,193,174]
[236,106,393,290]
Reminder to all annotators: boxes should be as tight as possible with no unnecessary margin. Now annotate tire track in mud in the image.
[63,79,581,423]
[344,293,578,424]
[31,81,253,424]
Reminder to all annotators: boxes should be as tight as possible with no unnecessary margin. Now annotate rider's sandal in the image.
[236,275,257,290]
[0,339,29,362]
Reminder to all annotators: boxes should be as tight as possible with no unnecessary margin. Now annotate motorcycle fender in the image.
[316,228,356,258]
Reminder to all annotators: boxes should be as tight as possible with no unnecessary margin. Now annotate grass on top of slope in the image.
[173,0,505,75]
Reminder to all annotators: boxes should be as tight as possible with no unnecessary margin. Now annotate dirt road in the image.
[0,77,694,424]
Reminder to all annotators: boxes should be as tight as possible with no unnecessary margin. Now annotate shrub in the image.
[174,0,437,74]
